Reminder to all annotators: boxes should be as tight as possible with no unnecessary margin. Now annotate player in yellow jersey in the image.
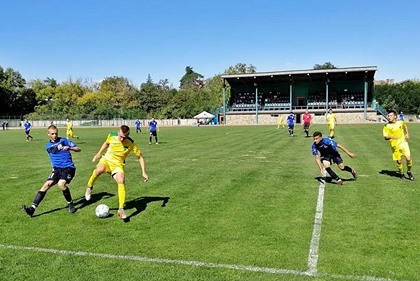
[277,115,285,129]
[66,119,79,139]
[85,125,149,219]
[326,109,337,138]
[383,110,414,180]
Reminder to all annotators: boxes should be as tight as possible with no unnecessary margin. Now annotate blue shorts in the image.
[47,167,76,184]
[321,155,343,165]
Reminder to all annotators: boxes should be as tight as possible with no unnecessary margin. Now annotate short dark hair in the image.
[48,125,58,131]
[313,131,322,138]
[120,125,130,134]
[388,110,397,116]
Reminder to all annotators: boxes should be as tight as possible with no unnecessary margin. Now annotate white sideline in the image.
[0,243,398,281]
[0,243,304,275]
[306,182,326,275]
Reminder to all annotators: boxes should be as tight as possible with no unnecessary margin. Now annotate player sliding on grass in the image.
[85,125,149,219]
[312,131,357,186]
[383,110,414,180]
[22,125,81,217]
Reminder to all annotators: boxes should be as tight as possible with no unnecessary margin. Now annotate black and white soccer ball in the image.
[95,204,109,218]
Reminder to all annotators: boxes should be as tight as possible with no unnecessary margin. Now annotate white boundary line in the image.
[0,182,400,281]
[0,243,399,281]
[0,243,305,276]
[306,182,326,275]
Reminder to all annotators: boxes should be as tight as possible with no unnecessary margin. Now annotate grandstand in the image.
[221,66,378,125]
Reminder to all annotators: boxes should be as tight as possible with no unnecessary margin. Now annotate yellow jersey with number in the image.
[327,113,336,125]
[383,120,407,148]
[66,121,73,131]
[103,132,141,165]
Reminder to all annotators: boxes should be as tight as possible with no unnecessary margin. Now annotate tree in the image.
[0,66,30,115]
[313,62,337,70]
[179,66,204,89]
[138,74,174,118]
[97,76,139,113]
[224,63,256,75]
[374,80,420,115]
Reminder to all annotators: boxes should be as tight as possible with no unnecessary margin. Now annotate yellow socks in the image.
[87,170,98,187]
[118,184,126,209]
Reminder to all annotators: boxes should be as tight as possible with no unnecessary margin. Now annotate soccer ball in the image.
[95,204,109,218]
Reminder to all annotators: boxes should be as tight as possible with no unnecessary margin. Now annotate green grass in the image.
[0,123,419,281]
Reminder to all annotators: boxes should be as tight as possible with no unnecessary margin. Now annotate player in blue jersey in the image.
[312,131,357,186]
[22,125,81,217]
[23,118,33,141]
[287,112,295,136]
[135,118,142,133]
[148,117,159,144]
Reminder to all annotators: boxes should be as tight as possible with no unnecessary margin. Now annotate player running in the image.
[22,125,81,217]
[66,119,79,139]
[23,118,33,141]
[287,112,295,137]
[383,110,414,180]
[302,110,313,138]
[135,118,142,133]
[312,131,357,186]
[85,125,149,219]
[326,109,337,138]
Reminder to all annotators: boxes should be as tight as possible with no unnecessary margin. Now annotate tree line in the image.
[0,63,256,120]
[1,63,419,120]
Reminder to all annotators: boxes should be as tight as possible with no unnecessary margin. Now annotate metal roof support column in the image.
[222,79,226,125]
[254,83,259,124]
[289,83,293,111]
[364,79,368,121]
[325,80,329,115]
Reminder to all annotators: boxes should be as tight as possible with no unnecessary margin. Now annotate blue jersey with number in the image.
[149,120,158,132]
[287,114,295,125]
[311,138,340,157]
[46,137,77,168]
[24,121,31,132]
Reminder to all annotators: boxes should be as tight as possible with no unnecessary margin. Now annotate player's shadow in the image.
[74,192,115,209]
[314,176,355,185]
[121,196,170,223]
[31,192,115,217]
[379,170,403,179]
[30,205,68,217]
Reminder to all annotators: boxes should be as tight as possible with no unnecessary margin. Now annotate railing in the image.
[374,103,388,119]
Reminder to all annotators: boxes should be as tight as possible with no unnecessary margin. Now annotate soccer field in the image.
[0,123,419,281]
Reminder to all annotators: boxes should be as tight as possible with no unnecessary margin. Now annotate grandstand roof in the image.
[221,66,377,86]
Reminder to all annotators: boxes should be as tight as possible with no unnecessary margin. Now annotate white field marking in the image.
[9,176,18,179]
[0,243,304,276]
[0,244,400,281]
[306,182,326,276]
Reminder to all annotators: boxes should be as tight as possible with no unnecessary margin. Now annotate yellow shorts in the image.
[99,158,125,175]
[328,123,335,130]
[391,142,411,161]
[67,129,74,137]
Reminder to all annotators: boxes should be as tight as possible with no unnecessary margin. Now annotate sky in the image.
[1,0,419,88]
